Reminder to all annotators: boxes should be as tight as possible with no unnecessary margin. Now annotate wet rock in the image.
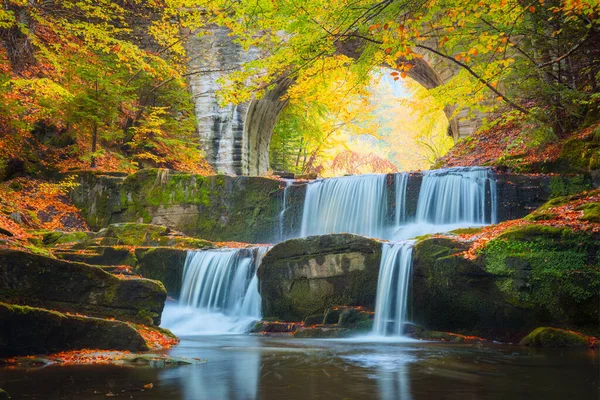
[258,234,382,321]
[0,249,166,325]
[412,230,600,342]
[250,321,302,334]
[135,247,189,296]
[337,307,374,330]
[0,302,149,356]
[519,327,591,348]
[71,169,284,243]
[303,314,324,326]
[293,327,350,338]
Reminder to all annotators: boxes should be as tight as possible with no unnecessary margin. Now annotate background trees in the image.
[0,0,209,176]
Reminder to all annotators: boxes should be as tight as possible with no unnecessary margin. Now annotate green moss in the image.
[481,225,600,328]
[519,327,589,348]
[577,202,600,222]
[549,175,591,198]
[449,227,484,235]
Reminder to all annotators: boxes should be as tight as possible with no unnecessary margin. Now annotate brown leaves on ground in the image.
[0,177,89,251]
[133,325,179,350]
[439,118,598,170]
[450,190,600,260]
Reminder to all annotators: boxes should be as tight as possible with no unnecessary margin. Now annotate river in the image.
[1,335,598,399]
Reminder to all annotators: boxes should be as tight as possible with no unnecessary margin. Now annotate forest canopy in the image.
[0,0,599,177]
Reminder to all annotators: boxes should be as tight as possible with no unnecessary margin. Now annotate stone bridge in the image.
[186,27,486,176]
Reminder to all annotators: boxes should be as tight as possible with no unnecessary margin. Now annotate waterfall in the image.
[162,247,269,335]
[394,173,409,226]
[300,174,388,238]
[415,167,497,225]
[373,241,414,337]
[279,180,292,241]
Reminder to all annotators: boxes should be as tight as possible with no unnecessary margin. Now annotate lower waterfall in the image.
[162,247,269,335]
[372,242,415,337]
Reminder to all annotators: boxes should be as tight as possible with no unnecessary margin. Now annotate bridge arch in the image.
[186,29,485,176]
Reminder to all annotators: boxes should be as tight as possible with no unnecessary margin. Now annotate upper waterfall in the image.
[415,167,497,225]
[301,174,389,238]
[298,167,497,241]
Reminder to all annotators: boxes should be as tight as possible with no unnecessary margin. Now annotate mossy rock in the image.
[0,302,149,356]
[135,247,189,296]
[519,327,590,348]
[577,202,600,222]
[411,232,600,341]
[303,314,324,326]
[258,234,383,322]
[292,327,351,338]
[55,246,137,266]
[0,249,166,325]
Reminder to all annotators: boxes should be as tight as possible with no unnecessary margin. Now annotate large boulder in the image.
[412,227,600,341]
[258,234,382,321]
[0,302,148,356]
[519,327,591,348]
[71,169,284,243]
[0,249,166,325]
[135,247,188,297]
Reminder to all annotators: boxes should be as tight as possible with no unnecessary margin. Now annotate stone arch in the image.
[186,30,486,176]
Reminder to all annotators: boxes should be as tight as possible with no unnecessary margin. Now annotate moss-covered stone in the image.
[0,249,166,325]
[412,231,600,342]
[71,169,287,243]
[55,246,137,266]
[292,327,351,338]
[258,234,382,321]
[303,314,324,326]
[519,327,590,348]
[135,247,189,296]
[97,223,213,248]
[577,202,600,222]
[0,302,149,356]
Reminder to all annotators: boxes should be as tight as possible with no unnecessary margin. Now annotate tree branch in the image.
[416,44,530,115]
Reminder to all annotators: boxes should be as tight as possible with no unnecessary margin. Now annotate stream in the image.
[1,335,598,399]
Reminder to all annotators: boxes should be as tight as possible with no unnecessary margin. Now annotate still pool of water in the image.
[1,336,598,399]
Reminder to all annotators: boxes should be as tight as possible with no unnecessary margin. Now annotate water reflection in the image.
[0,337,598,399]
[378,363,412,400]
[160,336,261,400]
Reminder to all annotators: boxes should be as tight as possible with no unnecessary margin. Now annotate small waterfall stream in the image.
[162,247,269,335]
[373,242,415,336]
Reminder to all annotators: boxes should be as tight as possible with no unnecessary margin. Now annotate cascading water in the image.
[415,167,497,225]
[300,174,388,238]
[279,179,292,241]
[394,173,409,226]
[372,242,414,337]
[162,247,269,335]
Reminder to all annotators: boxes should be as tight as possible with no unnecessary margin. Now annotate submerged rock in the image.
[258,234,382,321]
[519,327,591,348]
[0,302,149,356]
[0,249,166,325]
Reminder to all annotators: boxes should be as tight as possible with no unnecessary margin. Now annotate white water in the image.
[300,174,388,238]
[162,247,269,335]
[394,173,409,226]
[279,179,293,241]
[372,242,415,337]
[299,167,496,241]
[415,167,497,225]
